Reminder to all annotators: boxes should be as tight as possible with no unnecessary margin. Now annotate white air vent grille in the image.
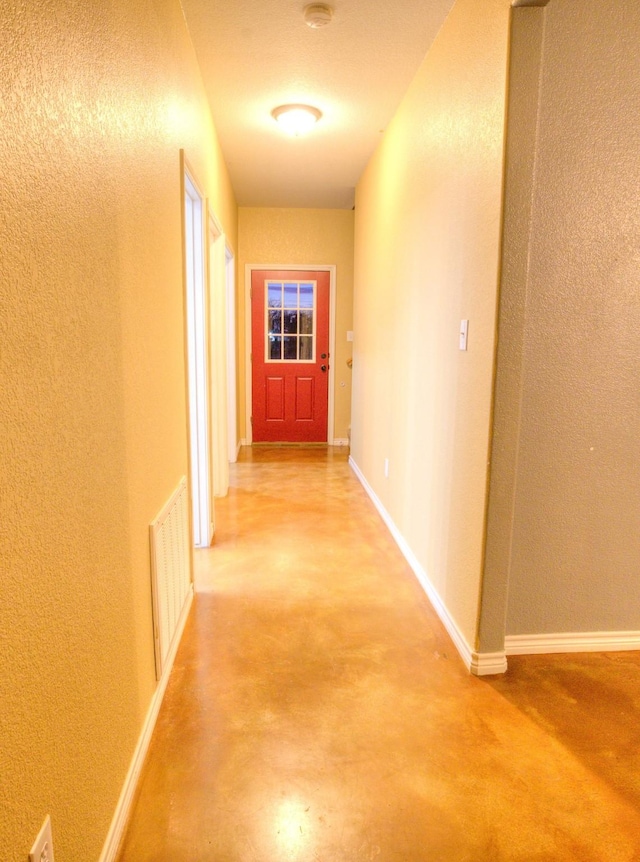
[149,477,192,680]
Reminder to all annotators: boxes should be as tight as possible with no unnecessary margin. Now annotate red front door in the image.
[251,269,330,442]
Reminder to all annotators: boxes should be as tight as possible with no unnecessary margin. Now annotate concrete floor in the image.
[117,445,640,861]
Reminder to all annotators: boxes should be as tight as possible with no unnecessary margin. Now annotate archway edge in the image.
[512,0,550,7]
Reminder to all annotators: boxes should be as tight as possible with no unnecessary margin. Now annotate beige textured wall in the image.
[351,0,511,649]
[0,1,236,860]
[237,207,355,442]
[501,0,640,635]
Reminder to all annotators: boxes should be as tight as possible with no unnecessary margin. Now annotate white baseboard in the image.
[99,587,194,862]
[506,630,640,656]
[470,651,508,675]
[348,456,506,676]
[238,438,348,448]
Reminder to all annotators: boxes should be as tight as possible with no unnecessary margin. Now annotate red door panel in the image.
[295,377,314,421]
[265,377,285,421]
[252,269,329,442]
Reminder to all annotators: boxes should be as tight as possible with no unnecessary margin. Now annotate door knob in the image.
[320,365,327,373]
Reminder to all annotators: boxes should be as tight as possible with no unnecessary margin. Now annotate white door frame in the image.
[244,263,337,445]
[225,246,238,462]
[207,207,230,499]
[182,161,212,548]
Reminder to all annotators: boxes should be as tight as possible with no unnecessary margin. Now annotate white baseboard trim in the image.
[506,630,640,656]
[238,438,347,448]
[348,457,506,676]
[99,586,194,862]
[470,651,508,675]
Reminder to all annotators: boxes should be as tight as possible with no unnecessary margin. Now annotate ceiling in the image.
[179,0,455,209]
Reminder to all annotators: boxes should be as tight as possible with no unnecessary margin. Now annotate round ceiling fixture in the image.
[304,4,333,28]
[271,104,322,136]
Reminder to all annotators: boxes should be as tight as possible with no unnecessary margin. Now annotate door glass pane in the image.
[299,310,313,334]
[269,310,282,334]
[284,283,298,308]
[299,283,314,308]
[283,336,297,360]
[265,279,316,362]
[269,336,282,360]
[283,310,297,334]
[268,283,283,308]
[299,336,313,360]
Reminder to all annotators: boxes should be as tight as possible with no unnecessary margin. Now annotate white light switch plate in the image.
[346,330,354,342]
[29,815,54,862]
[459,319,469,351]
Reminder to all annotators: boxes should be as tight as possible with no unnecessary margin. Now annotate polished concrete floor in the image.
[117,446,640,861]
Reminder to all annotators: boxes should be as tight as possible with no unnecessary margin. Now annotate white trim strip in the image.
[506,631,640,656]
[471,652,508,675]
[99,587,194,862]
[348,456,506,676]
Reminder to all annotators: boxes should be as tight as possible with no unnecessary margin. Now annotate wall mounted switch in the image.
[346,330,354,342]
[29,815,54,862]
[459,319,469,351]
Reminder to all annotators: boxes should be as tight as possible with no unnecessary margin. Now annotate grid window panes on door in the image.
[266,281,316,362]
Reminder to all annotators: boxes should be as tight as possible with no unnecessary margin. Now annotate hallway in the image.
[117,447,640,862]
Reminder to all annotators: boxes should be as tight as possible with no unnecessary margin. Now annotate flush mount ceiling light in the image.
[271,104,322,136]
[304,3,334,28]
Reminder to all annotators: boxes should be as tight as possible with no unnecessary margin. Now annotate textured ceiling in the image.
[180,0,455,208]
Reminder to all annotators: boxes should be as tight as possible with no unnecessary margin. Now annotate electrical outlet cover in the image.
[29,815,55,862]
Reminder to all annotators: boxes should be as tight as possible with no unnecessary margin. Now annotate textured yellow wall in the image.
[351,0,511,649]
[237,207,355,442]
[0,1,236,859]
[497,0,640,636]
